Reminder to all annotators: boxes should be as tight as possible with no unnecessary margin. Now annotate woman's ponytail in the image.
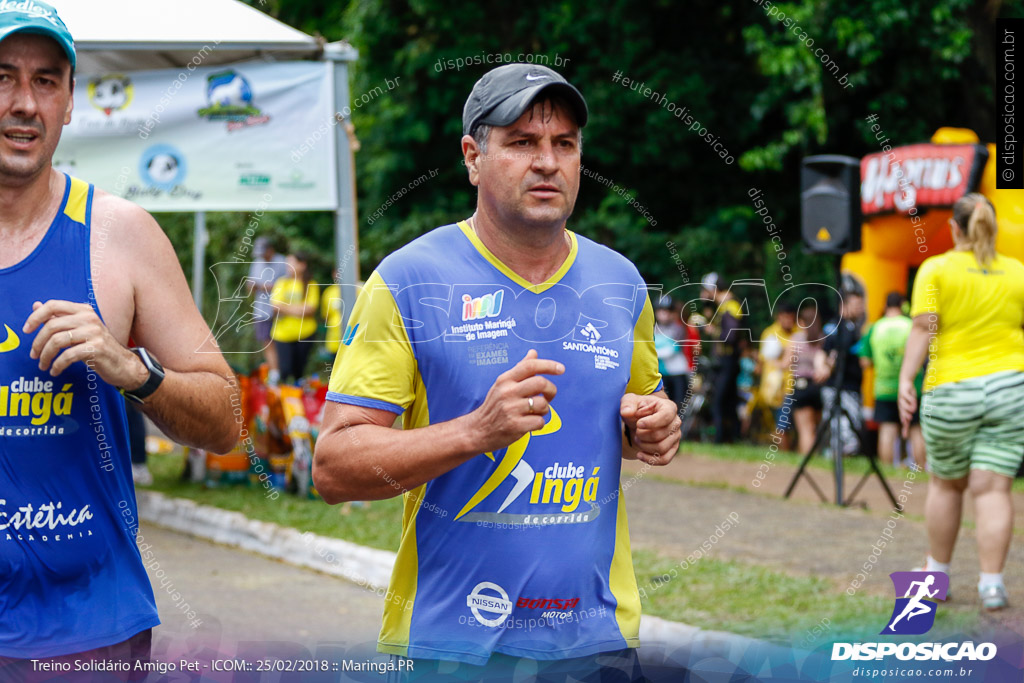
[951,193,997,268]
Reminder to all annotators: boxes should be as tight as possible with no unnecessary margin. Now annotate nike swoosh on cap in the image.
[0,324,20,353]
[525,75,548,81]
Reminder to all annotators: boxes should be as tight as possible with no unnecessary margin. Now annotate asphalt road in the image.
[140,524,389,677]
[136,525,707,682]
[132,498,1023,682]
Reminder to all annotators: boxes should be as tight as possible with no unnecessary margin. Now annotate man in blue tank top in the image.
[313,64,682,680]
[0,2,240,674]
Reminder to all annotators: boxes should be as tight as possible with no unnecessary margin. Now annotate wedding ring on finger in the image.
[527,396,535,414]
[66,331,73,345]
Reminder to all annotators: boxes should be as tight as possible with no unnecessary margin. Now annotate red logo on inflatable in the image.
[860,144,988,216]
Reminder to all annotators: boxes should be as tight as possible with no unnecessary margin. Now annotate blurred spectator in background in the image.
[322,270,344,357]
[654,295,689,413]
[249,236,289,384]
[758,301,797,449]
[786,303,824,454]
[737,346,758,434]
[701,272,746,444]
[860,292,925,468]
[675,299,702,376]
[814,291,865,457]
[270,250,320,383]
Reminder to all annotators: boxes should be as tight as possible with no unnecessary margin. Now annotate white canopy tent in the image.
[50,0,360,317]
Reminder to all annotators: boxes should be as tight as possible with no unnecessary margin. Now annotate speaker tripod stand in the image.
[783,337,899,509]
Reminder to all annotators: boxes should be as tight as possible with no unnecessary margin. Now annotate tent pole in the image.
[193,211,207,314]
[324,43,360,329]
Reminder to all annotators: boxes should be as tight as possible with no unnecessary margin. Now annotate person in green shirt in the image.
[859,292,924,467]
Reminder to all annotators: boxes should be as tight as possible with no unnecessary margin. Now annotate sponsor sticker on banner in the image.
[198,70,272,132]
[56,61,337,211]
[88,75,133,116]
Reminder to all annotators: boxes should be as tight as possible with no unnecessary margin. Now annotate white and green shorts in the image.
[921,370,1024,479]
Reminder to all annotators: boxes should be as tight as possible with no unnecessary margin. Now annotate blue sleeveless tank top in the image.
[0,174,159,657]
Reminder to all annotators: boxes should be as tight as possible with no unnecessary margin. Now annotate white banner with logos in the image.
[54,60,337,212]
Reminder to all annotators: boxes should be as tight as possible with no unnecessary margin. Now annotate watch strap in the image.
[121,348,164,403]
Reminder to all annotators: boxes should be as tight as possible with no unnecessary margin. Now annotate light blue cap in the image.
[0,1,76,70]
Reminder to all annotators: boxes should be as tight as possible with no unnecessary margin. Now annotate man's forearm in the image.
[141,370,240,454]
[313,414,484,504]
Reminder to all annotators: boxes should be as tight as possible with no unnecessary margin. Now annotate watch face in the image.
[138,348,164,375]
[127,348,165,401]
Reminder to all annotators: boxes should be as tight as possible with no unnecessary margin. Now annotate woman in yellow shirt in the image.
[321,279,342,355]
[270,251,319,383]
[899,193,1024,611]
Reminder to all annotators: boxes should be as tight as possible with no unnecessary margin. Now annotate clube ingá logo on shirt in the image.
[452,406,603,527]
[0,374,77,438]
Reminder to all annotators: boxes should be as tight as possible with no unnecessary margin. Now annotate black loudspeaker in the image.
[801,155,862,254]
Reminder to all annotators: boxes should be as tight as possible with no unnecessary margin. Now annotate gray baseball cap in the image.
[462,63,588,136]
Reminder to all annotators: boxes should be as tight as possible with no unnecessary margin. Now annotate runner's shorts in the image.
[921,370,1024,479]
[874,399,918,425]
[790,376,822,411]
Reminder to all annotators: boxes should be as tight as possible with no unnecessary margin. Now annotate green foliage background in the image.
[168,0,1018,362]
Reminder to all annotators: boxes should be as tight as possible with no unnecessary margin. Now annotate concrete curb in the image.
[137,491,395,589]
[136,490,774,655]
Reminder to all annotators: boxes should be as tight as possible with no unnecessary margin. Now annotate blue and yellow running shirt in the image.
[328,221,662,664]
[0,175,159,657]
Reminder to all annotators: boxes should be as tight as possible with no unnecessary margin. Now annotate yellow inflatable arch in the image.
[843,127,1024,321]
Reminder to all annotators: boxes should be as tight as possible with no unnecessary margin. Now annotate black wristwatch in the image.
[121,347,165,404]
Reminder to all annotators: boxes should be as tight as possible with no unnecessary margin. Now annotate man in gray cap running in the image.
[314,63,680,681]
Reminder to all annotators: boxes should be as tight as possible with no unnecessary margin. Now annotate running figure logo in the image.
[882,571,948,635]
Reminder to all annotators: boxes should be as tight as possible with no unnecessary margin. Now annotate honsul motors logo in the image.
[832,572,996,662]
